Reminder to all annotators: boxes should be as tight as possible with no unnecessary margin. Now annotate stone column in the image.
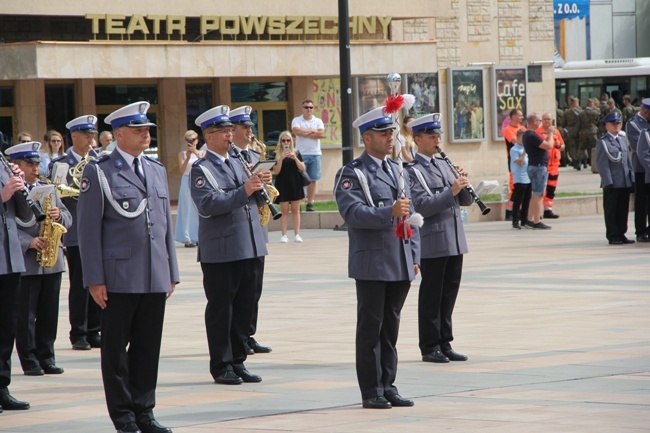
[158,78,187,201]
[14,79,46,139]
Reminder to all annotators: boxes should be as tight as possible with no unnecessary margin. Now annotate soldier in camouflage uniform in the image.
[622,95,637,126]
[563,96,582,170]
[578,98,600,169]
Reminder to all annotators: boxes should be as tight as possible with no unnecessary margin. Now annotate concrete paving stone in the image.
[1,209,650,432]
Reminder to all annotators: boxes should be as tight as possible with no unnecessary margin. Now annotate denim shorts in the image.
[527,165,548,196]
[301,154,322,181]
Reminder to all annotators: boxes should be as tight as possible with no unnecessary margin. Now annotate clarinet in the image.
[229,142,282,222]
[0,154,46,222]
[435,146,491,216]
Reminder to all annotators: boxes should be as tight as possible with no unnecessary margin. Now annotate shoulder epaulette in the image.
[144,155,163,166]
[350,158,362,167]
[51,155,66,163]
[405,161,418,168]
[192,158,204,167]
[90,154,110,164]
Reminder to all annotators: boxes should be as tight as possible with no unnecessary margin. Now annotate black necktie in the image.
[382,160,395,185]
[133,158,146,186]
[241,150,251,163]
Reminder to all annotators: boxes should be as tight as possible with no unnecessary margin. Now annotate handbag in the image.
[299,170,312,187]
[295,150,312,186]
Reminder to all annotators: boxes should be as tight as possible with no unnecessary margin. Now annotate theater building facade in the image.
[0,1,556,200]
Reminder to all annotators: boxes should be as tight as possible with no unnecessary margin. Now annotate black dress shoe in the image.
[621,237,635,244]
[636,234,650,242]
[24,367,44,376]
[0,394,30,410]
[87,335,101,348]
[609,239,623,245]
[385,394,414,407]
[244,342,254,355]
[442,349,469,361]
[116,422,141,433]
[234,368,262,383]
[214,370,243,385]
[362,396,392,409]
[137,419,172,433]
[43,364,64,374]
[72,338,91,350]
[543,210,560,219]
[422,350,449,363]
[247,338,272,353]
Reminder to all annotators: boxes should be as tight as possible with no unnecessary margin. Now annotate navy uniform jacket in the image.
[16,182,72,275]
[0,170,31,275]
[49,148,83,247]
[334,152,420,281]
[406,154,472,259]
[77,151,179,293]
[190,151,268,263]
[626,113,650,174]
[595,133,634,189]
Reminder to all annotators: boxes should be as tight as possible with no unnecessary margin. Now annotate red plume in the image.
[384,94,404,114]
[395,219,413,239]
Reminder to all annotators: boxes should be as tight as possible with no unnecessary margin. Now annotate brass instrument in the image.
[251,136,280,226]
[230,142,282,225]
[37,194,68,268]
[53,150,103,198]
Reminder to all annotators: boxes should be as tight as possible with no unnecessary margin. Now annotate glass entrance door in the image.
[0,111,15,153]
[248,104,288,159]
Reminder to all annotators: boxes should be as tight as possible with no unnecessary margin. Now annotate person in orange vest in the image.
[536,112,564,219]
[503,109,527,220]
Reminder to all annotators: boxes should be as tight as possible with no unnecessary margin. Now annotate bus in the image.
[555,57,650,107]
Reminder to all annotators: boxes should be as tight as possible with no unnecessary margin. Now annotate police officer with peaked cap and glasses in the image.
[595,111,634,245]
[228,105,273,355]
[49,114,102,351]
[334,106,420,409]
[190,105,268,386]
[0,143,34,412]
[77,101,179,433]
[625,98,650,242]
[10,142,71,376]
[405,113,472,364]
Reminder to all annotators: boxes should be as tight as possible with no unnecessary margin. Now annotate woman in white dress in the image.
[174,130,203,247]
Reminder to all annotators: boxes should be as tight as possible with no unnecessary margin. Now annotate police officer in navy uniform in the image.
[0,147,33,412]
[228,105,272,355]
[190,105,268,385]
[405,114,472,364]
[334,106,420,409]
[11,142,72,376]
[49,115,102,350]
[77,102,179,433]
[625,98,650,242]
[595,112,634,245]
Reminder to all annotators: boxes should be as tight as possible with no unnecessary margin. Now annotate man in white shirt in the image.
[291,99,324,211]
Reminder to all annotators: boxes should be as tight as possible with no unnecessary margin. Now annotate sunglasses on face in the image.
[280,139,292,143]
[303,106,314,109]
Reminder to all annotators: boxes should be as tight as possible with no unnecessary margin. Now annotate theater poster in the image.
[313,78,341,146]
[447,68,485,143]
[491,67,528,141]
[403,73,439,118]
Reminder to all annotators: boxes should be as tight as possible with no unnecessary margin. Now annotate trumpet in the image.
[0,154,46,222]
[229,142,282,223]
[435,146,491,216]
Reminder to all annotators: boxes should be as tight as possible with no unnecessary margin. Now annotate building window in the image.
[45,84,75,144]
[0,86,14,107]
[95,84,158,105]
[186,83,212,133]
[231,82,287,103]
